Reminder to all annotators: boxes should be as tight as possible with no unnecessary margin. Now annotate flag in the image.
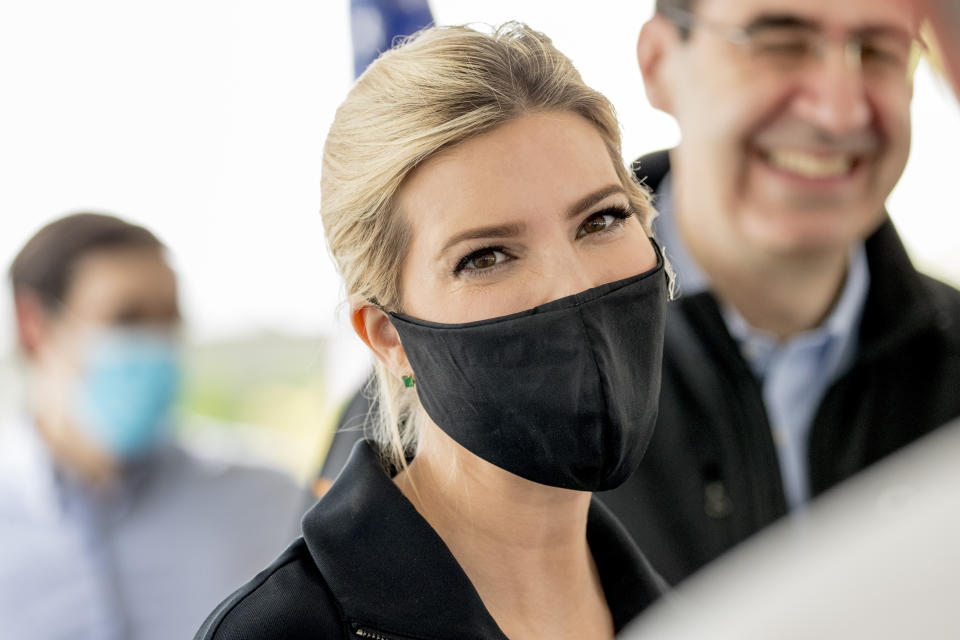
[350,0,434,78]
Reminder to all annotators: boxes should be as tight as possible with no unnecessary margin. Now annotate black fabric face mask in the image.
[387,241,668,491]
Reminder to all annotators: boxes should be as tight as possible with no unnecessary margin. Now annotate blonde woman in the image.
[196,23,669,640]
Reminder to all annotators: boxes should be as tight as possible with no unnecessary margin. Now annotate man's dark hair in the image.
[655,0,696,13]
[9,212,165,310]
[656,0,697,38]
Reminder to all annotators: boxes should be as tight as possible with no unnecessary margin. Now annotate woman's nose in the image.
[534,249,600,306]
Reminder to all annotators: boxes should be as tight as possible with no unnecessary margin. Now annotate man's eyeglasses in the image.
[662,7,926,80]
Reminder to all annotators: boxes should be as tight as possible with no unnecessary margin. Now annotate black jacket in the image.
[597,150,960,585]
[195,441,665,639]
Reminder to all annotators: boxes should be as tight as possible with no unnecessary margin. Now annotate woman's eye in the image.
[455,248,510,275]
[583,214,614,235]
[578,212,623,238]
[470,250,500,269]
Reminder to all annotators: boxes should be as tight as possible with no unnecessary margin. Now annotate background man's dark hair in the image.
[9,212,165,311]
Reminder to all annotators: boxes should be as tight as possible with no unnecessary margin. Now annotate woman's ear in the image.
[351,304,410,378]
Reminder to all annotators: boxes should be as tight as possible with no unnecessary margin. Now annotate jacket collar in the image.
[634,149,951,363]
[302,440,663,639]
[856,221,952,361]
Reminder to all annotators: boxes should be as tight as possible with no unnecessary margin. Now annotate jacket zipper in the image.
[353,624,415,640]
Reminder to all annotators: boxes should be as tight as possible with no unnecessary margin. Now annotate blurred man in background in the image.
[0,213,308,639]
[599,0,960,585]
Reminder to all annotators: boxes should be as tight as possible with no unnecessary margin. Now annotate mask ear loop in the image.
[647,235,677,301]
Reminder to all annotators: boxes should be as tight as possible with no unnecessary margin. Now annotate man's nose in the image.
[792,43,872,135]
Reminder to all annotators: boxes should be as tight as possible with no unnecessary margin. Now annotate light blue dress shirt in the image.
[0,416,309,640]
[653,174,871,509]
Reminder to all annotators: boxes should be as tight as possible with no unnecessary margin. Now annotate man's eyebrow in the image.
[438,222,526,258]
[566,184,628,219]
[744,13,819,33]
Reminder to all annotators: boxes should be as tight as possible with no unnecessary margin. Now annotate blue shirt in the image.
[653,174,871,509]
[0,416,310,640]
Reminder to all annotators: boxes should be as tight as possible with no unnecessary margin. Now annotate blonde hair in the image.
[321,22,656,471]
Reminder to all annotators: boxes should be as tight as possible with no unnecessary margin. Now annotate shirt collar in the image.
[651,172,711,296]
[722,244,870,378]
[301,440,663,639]
[824,243,871,345]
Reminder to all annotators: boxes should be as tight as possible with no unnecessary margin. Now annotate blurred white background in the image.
[2,1,957,472]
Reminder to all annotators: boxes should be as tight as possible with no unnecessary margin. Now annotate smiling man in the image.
[598,0,960,585]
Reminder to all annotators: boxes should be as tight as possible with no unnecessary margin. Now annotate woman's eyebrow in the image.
[438,222,525,258]
[435,184,626,260]
[566,184,627,219]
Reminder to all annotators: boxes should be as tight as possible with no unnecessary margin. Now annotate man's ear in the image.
[637,15,680,115]
[14,291,51,360]
[351,303,410,379]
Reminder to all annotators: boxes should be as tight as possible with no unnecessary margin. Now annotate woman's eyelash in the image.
[591,205,634,222]
[453,246,508,274]
[576,205,635,236]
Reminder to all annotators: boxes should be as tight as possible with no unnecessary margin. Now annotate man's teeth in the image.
[765,149,853,178]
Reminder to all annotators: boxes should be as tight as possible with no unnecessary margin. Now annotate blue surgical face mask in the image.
[73,328,182,459]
